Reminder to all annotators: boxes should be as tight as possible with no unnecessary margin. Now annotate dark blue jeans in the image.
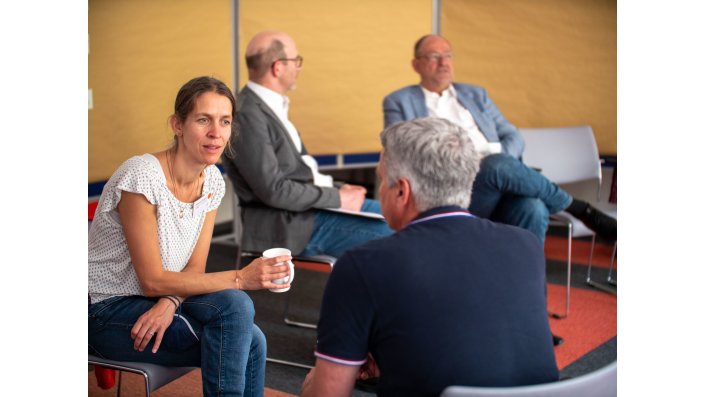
[88,290,265,397]
[301,199,394,258]
[469,153,573,244]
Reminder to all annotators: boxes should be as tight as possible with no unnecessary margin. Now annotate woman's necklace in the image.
[166,148,201,218]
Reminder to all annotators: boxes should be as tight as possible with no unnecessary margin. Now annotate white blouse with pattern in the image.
[88,154,225,304]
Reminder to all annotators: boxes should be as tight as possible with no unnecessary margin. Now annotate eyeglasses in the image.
[417,53,453,62]
[274,55,304,68]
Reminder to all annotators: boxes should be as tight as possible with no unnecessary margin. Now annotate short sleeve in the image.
[205,165,226,212]
[99,156,160,214]
[314,252,373,365]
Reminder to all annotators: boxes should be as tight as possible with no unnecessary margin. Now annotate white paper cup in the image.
[262,248,295,293]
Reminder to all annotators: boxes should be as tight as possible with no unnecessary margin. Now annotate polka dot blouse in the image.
[88,154,225,304]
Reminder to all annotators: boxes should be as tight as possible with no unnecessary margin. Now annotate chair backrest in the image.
[225,175,337,268]
[229,179,244,246]
[440,361,616,397]
[519,126,602,187]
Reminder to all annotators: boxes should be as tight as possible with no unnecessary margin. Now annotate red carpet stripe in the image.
[88,369,296,397]
[547,284,617,369]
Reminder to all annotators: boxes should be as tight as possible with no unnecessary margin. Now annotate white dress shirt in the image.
[246,81,333,187]
[422,85,501,158]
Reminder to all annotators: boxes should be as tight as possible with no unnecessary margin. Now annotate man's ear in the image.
[397,178,412,205]
[271,61,281,77]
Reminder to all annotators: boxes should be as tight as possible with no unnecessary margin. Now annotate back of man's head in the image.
[380,118,480,212]
[245,31,288,81]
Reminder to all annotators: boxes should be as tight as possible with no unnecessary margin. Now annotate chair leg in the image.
[116,371,122,397]
[586,240,617,295]
[266,293,316,370]
[283,292,317,329]
[143,373,151,397]
[281,259,334,329]
[266,259,332,369]
[551,223,571,319]
[606,242,617,286]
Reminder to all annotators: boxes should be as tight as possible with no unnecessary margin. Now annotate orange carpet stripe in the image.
[547,284,617,369]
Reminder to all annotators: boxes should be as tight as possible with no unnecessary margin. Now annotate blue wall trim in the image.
[343,152,380,164]
[315,155,337,167]
[88,180,107,198]
[89,152,615,198]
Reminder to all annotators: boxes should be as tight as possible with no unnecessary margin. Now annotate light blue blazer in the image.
[383,83,524,159]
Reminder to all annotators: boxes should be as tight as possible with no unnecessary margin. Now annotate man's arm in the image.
[480,89,525,158]
[383,94,406,129]
[303,251,375,396]
[301,359,360,397]
[232,105,340,211]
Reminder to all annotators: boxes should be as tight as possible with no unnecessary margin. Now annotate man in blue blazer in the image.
[383,34,616,244]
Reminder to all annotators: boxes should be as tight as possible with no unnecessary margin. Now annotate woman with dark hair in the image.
[89,76,287,396]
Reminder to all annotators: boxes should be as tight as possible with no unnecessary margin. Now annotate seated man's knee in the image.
[480,153,514,170]
[513,198,549,238]
[477,153,517,182]
[494,197,549,241]
[517,198,549,221]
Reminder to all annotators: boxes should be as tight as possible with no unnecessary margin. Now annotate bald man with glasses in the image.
[222,31,393,258]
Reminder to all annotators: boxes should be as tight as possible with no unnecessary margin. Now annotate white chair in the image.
[89,354,196,397]
[520,126,616,317]
[440,361,616,397]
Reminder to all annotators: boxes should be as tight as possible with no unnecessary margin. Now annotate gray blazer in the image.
[221,86,340,254]
[383,83,525,159]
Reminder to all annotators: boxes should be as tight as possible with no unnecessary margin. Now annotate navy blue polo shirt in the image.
[315,206,558,396]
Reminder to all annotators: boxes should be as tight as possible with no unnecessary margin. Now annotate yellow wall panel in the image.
[239,0,432,155]
[442,0,616,155]
[89,0,614,183]
[88,0,233,182]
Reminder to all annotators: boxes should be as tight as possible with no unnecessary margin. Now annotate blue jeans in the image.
[469,153,572,244]
[88,290,266,397]
[300,199,394,258]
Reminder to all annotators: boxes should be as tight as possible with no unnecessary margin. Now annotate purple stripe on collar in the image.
[408,211,475,226]
[314,351,368,366]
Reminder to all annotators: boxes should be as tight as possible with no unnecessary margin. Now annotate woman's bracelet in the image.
[235,271,242,290]
[163,295,181,310]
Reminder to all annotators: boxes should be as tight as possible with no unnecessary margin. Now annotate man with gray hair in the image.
[301,118,559,397]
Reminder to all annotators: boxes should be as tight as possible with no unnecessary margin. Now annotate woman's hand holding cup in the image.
[262,248,295,292]
[235,248,293,291]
